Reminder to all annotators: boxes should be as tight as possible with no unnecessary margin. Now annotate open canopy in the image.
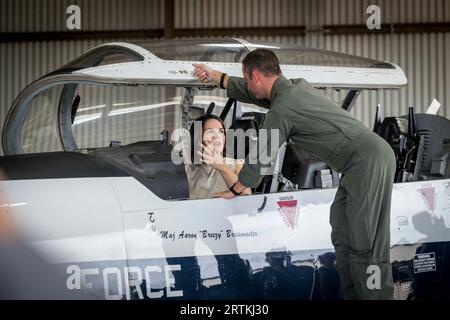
[137,38,395,69]
[53,38,406,89]
[3,38,408,155]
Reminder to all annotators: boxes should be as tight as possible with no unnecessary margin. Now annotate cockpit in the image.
[1,38,410,200]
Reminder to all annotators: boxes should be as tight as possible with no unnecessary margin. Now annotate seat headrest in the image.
[240,112,266,127]
[229,118,259,132]
[227,118,259,160]
[376,117,408,142]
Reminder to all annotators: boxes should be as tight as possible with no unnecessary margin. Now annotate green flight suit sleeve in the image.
[226,76,271,108]
[238,110,293,188]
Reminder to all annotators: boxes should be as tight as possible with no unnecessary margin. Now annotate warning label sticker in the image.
[419,187,436,213]
[276,198,299,229]
[413,252,436,273]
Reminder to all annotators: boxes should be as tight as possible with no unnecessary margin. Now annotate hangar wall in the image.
[0,0,449,154]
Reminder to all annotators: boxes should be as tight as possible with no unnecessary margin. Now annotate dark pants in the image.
[330,130,396,300]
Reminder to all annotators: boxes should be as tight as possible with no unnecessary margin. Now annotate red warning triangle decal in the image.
[277,200,298,229]
[420,187,436,213]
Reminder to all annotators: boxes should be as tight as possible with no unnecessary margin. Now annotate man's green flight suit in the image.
[226,75,396,300]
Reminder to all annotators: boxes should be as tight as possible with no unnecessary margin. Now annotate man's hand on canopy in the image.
[192,63,220,85]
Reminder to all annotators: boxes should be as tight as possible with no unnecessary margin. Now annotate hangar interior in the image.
[1,0,450,303]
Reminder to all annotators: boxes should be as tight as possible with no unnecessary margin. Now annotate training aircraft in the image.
[1,38,450,300]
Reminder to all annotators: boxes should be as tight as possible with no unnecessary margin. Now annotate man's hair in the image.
[242,49,281,79]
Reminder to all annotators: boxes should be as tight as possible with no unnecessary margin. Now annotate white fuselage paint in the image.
[1,176,449,299]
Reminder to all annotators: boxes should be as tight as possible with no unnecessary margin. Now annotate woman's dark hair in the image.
[189,114,227,164]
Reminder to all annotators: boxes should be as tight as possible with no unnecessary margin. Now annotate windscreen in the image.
[134,38,394,69]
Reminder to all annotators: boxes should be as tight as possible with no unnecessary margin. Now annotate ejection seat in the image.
[281,144,340,190]
[228,111,341,193]
[227,112,289,193]
[374,105,450,182]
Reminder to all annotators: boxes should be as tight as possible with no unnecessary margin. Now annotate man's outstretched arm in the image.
[192,63,229,88]
[192,63,270,108]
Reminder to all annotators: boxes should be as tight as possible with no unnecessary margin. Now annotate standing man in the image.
[192,49,396,300]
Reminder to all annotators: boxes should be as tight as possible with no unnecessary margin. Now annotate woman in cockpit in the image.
[185,114,251,199]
